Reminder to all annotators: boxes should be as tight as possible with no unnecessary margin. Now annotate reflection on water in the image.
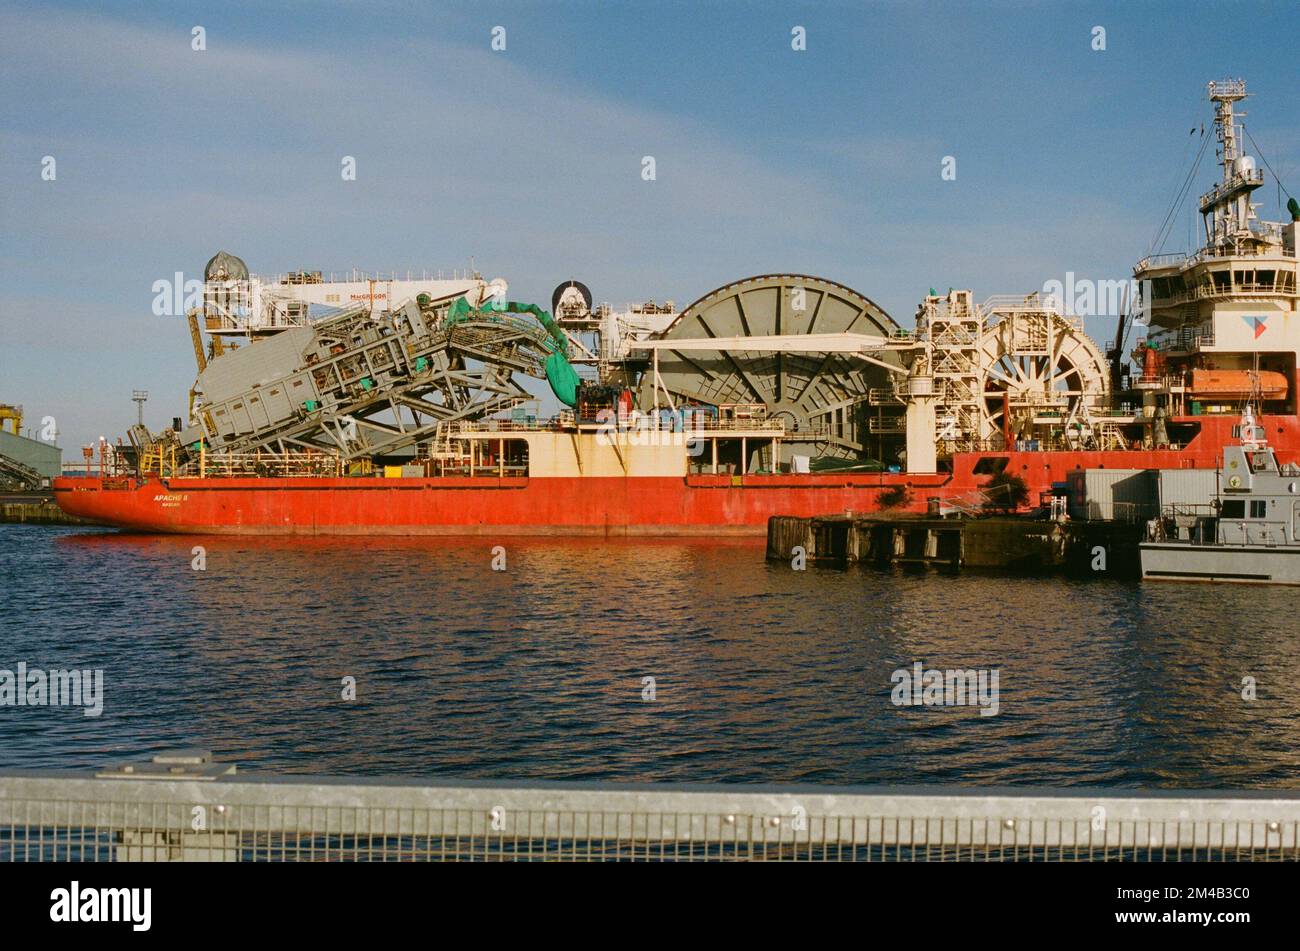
[2,524,1299,787]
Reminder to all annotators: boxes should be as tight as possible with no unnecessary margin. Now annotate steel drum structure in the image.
[913,291,1111,454]
[977,302,1111,449]
[633,275,902,460]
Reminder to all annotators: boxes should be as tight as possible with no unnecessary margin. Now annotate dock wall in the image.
[1,499,100,526]
[768,514,1143,577]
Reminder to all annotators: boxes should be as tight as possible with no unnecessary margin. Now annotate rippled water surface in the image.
[3,524,1299,787]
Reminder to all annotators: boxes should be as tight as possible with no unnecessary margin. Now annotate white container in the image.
[1066,468,1153,521]
[1154,468,1218,511]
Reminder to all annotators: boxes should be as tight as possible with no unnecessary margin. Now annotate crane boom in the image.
[187,310,208,373]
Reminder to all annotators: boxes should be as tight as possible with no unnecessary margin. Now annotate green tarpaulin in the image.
[443,296,578,406]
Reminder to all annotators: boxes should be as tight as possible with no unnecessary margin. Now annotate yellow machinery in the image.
[186,311,225,419]
[188,310,208,374]
[140,442,179,477]
[0,403,22,436]
[187,311,206,420]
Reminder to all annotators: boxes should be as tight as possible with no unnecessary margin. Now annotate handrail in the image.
[1135,252,1188,270]
[174,451,346,479]
[1198,168,1265,210]
[453,417,789,436]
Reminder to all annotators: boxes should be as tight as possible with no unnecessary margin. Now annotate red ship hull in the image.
[53,416,1300,535]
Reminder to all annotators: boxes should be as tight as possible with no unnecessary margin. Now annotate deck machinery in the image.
[169,283,570,470]
[155,262,1116,477]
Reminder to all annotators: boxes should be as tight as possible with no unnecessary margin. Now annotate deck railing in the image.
[453,417,788,436]
[176,451,347,479]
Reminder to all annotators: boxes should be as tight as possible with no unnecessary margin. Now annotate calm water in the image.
[2,523,1299,788]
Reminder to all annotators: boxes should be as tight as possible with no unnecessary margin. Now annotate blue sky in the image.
[1,0,1297,452]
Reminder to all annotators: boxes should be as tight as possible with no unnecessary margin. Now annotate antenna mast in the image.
[1201,79,1262,252]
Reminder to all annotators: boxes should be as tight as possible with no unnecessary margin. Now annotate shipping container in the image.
[1066,467,1221,521]
[1066,468,1155,521]
[1153,468,1219,513]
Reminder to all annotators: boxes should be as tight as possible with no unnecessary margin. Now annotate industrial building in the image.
[0,405,62,488]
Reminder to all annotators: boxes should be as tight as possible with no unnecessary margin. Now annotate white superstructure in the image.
[1132,80,1300,416]
[200,251,506,338]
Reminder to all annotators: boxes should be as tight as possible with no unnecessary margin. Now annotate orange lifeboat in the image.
[1188,369,1289,400]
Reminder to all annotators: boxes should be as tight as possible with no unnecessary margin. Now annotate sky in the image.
[1,0,1297,453]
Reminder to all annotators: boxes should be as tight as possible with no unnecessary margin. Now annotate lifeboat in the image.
[1188,369,1289,400]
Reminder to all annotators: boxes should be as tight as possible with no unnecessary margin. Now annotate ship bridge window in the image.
[1151,277,1179,300]
[1250,500,1268,518]
[1221,499,1245,518]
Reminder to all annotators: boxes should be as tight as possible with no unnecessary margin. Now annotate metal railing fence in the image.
[2,753,1298,862]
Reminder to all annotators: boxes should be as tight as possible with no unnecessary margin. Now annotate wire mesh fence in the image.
[2,754,1298,862]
